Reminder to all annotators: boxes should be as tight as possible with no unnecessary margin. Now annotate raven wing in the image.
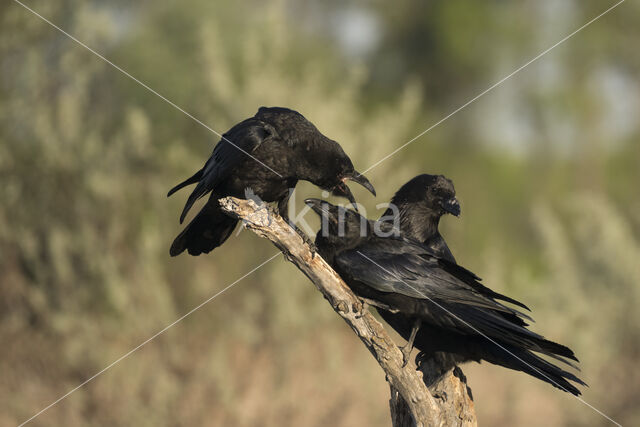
[336,238,578,361]
[169,119,276,223]
[335,237,527,318]
[382,230,530,311]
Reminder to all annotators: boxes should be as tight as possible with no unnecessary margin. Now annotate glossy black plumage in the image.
[307,197,584,395]
[168,107,375,256]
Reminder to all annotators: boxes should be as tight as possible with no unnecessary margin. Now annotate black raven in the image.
[168,107,375,256]
[306,198,585,395]
[378,174,536,369]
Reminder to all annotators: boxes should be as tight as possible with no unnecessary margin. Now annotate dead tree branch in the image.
[219,197,476,427]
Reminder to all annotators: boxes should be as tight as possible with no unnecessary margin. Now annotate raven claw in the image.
[400,345,412,367]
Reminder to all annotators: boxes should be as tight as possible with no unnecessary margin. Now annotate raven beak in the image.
[330,182,359,211]
[442,197,461,217]
[305,198,330,217]
[345,172,376,197]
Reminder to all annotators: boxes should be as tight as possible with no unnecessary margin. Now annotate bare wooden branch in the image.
[392,364,476,427]
[219,197,476,426]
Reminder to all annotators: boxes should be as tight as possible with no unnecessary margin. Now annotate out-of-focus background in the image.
[2,0,639,425]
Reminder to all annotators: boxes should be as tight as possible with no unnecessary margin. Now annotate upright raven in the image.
[168,107,375,256]
[306,198,585,395]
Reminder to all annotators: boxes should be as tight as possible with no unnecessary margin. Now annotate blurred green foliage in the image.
[1,1,639,426]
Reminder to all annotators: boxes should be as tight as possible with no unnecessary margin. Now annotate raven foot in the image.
[399,319,421,367]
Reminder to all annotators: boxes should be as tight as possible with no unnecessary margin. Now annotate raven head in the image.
[391,174,460,218]
[428,175,460,217]
[302,139,376,211]
[304,198,369,240]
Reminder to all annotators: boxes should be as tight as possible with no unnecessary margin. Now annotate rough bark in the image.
[391,364,476,427]
[219,197,477,426]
